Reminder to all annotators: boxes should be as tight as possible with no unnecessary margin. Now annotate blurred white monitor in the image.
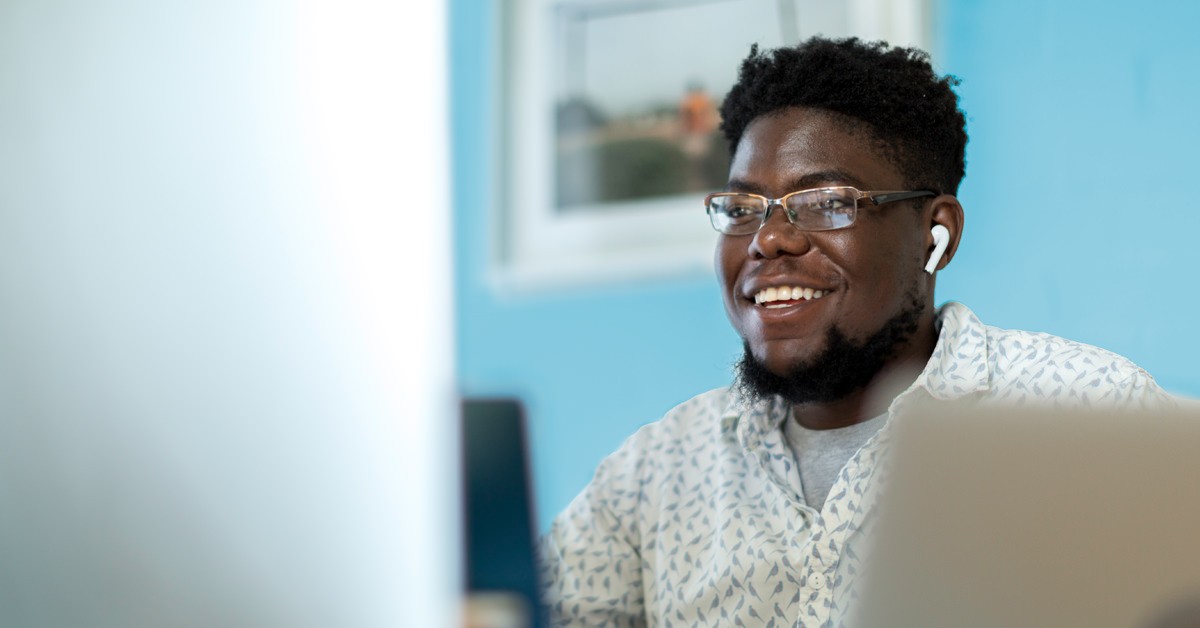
[0,2,454,627]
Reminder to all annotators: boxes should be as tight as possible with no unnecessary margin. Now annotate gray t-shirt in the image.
[783,412,888,510]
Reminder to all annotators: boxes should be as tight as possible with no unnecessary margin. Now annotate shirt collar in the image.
[722,387,788,435]
[911,301,991,400]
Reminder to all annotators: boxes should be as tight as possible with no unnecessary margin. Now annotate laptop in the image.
[856,401,1200,628]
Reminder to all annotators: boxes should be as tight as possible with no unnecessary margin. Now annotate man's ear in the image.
[925,195,964,273]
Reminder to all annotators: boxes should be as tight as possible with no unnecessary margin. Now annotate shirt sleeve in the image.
[538,441,648,628]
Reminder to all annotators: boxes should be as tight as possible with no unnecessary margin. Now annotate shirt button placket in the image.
[802,521,835,626]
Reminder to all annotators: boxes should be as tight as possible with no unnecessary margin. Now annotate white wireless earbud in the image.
[924,225,950,274]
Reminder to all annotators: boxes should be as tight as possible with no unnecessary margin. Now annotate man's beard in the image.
[735,293,926,406]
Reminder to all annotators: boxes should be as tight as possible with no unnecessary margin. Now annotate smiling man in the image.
[539,38,1172,627]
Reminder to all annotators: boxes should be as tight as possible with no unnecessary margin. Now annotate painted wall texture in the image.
[452,0,1200,528]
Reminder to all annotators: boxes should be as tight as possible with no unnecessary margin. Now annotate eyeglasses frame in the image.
[704,186,938,235]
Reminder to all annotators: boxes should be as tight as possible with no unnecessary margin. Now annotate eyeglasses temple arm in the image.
[867,190,938,206]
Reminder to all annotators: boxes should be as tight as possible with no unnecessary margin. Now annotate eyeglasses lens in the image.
[786,189,856,231]
[708,196,766,235]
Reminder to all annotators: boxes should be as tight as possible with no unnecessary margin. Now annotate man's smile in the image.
[742,282,838,331]
[753,285,831,307]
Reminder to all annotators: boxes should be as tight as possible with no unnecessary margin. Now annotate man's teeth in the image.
[754,286,827,306]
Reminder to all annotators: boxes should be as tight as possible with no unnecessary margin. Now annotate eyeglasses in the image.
[704,186,937,235]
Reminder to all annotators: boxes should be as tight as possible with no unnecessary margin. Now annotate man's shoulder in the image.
[623,387,739,449]
[934,302,1170,405]
[979,320,1165,404]
[984,324,1146,382]
[663,386,739,422]
[573,387,741,504]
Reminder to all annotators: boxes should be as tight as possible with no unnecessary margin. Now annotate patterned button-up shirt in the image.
[540,302,1173,627]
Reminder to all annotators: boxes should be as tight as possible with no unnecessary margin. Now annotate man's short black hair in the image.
[720,37,968,195]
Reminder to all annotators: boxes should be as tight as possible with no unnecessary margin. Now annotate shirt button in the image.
[808,572,826,590]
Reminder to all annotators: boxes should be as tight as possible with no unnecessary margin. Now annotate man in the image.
[540,37,1172,627]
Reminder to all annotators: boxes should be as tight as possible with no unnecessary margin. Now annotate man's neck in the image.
[791,321,937,430]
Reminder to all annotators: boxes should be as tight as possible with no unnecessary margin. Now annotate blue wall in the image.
[452,0,1200,528]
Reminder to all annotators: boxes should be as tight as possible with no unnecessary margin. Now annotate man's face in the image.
[717,107,931,377]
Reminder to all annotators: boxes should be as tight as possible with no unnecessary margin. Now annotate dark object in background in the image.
[461,399,543,628]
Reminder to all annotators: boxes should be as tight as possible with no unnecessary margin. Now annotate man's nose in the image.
[749,203,813,259]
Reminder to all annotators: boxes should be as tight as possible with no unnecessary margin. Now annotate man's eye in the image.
[717,202,762,223]
[816,197,852,211]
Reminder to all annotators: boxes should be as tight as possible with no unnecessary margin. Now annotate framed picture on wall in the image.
[495,0,932,291]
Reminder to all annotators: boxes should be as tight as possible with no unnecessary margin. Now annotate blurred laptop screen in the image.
[858,402,1200,628]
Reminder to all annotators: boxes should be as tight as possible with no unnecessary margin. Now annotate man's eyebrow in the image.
[725,170,868,195]
[724,178,765,194]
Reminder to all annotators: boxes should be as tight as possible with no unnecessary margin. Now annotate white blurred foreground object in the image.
[0,2,452,627]
[858,402,1200,628]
